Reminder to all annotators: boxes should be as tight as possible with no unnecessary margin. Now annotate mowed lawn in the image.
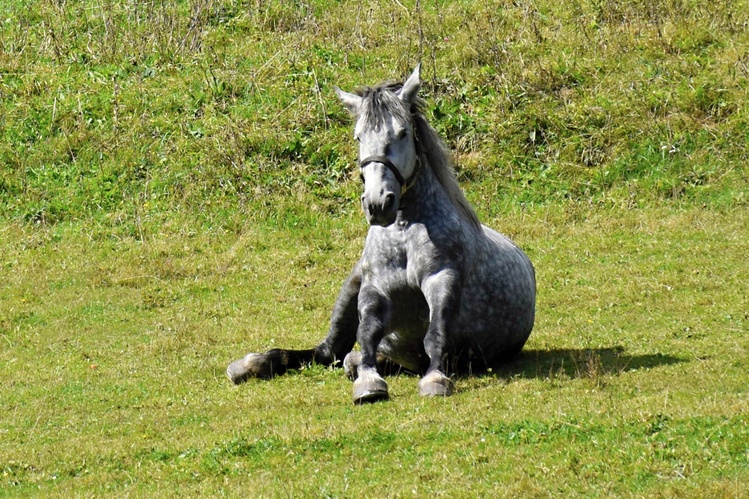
[1,204,747,497]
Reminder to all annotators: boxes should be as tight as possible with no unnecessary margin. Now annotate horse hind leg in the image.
[227,348,317,383]
[227,340,360,384]
[226,330,358,384]
[227,351,270,383]
[228,263,362,385]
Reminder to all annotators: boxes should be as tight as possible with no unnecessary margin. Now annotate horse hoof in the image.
[343,352,363,381]
[352,368,389,404]
[226,353,270,384]
[353,388,390,404]
[418,371,454,397]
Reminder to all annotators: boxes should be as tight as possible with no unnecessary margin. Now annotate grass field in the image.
[2,206,748,496]
[1,0,748,497]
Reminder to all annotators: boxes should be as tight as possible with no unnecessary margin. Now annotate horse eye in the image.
[359,172,365,183]
[354,135,361,142]
[396,129,408,140]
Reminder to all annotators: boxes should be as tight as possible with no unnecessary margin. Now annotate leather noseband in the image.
[359,155,407,187]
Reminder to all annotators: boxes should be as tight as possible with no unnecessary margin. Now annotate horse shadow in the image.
[470,346,686,382]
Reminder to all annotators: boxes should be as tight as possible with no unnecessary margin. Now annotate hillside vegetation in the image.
[1,0,747,227]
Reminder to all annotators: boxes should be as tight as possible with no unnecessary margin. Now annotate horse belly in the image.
[454,233,536,364]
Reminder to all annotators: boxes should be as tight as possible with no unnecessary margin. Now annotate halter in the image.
[359,156,406,185]
[359,144,421,196]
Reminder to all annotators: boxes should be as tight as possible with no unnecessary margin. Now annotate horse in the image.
[227,65,536,404]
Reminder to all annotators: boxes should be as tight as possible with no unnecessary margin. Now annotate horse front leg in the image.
[418,269,462,396]
[227,264,361,384]
[350,285,392,404]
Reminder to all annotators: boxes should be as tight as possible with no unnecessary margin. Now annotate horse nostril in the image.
[383,193,396,211]
[361,196,369,213]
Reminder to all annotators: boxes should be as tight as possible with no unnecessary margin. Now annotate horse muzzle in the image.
[361,190,398,226]
[359,158,404,227]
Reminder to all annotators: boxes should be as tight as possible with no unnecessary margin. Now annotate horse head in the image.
[335,65,422,227]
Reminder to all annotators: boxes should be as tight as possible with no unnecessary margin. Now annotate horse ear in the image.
[335,87,362,115]
[398,64,421,104]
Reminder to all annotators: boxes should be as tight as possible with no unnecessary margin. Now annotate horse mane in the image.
[358,82,482,230]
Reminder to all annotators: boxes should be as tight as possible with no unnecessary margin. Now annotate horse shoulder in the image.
[403,219,472,286]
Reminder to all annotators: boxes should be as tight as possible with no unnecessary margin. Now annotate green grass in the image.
[2,0,748,224]
[2,206,747,496]
[1,0,749,496]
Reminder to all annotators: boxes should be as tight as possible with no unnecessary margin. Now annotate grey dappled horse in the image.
[227,66,536,403]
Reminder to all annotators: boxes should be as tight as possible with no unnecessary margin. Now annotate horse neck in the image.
[407,116,482,230]
[400,156,459,222]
